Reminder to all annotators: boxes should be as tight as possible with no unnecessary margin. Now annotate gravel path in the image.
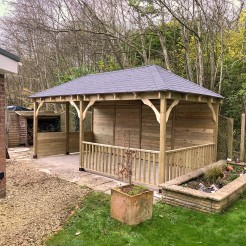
[0,149,89,246]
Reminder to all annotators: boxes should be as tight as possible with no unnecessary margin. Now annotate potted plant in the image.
[110,149,153,225]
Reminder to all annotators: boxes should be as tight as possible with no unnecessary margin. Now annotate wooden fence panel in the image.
[37,131,93,157]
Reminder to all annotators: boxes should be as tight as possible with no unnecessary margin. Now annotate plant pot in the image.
[110,185,153,225]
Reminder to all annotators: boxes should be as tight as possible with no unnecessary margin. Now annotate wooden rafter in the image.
[141,97,160,123]
[166,99,179,123]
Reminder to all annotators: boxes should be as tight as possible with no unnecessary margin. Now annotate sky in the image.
[0,1,10,17]
[0,0,243,17]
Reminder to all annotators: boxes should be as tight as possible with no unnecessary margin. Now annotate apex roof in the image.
[0,48,20,62]
[30,65,223,99]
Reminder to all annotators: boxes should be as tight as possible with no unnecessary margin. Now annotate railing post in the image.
[159,95,167,184]
[79,99,85,171]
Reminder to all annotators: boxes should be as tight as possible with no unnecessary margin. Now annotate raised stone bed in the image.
[160,160,246,213]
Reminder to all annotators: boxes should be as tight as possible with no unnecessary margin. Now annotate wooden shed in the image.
[6,110,60,147]
[30,65,223,186]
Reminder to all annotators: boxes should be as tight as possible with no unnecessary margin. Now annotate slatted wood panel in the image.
[173,102,214,148]
[165,143,215,181]
[83,141,159,185]
[93,100,214,151]
[115,102,141,148]
[141,100,172,150]
[37,131,93,156]
[93,102,115,145]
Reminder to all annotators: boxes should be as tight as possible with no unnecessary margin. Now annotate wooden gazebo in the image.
[30,65,223,185]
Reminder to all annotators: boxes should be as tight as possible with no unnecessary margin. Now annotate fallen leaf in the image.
[159,215,163,218]
[75,231,81,236]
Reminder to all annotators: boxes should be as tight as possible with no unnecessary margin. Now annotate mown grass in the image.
[46,192,246,246]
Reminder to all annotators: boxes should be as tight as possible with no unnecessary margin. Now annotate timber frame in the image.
[32,91,222,184]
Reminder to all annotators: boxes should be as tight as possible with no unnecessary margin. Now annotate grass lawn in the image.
[46,192,246,246]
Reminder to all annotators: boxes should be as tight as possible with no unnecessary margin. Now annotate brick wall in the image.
[0,74,6,198]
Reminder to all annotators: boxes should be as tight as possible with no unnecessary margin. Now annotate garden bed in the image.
[160,160,246,213]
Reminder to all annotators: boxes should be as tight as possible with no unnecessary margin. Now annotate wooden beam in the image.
[33,91,223,105]
[83,99,96,120]
[141,97,160,123]
[65,102,70,155]
[207,102,216,122]
[33,102,38,158]
[166,99,179,123]
[70,101,80,118]
[79,99,85,170]
[159,95,167,184]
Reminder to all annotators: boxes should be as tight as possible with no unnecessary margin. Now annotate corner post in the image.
[33,101,38,158]
[79,99,85,171]
[159,95,167,184]
[65,102,70,155]
[214,103,219,161]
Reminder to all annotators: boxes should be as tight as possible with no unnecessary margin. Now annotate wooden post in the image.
[213,104,219,161]
[240,113,245,162]
[227,118,234,159]
[171,108,175,150]
[79,99,85,171]
[65,102,70,155]
[33,101,38,158]
[159,96,167,184]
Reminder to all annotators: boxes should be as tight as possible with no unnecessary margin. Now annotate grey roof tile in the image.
[30,65,223,98]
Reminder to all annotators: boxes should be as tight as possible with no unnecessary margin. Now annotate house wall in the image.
[93,100,214,150]
[0,74,6,197]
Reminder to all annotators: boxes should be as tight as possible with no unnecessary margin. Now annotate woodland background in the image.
[0,0,245,135]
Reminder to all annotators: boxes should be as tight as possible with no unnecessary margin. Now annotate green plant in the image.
[203,166,223,183]
[46,191,246,246]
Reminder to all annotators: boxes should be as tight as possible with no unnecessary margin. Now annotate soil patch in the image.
[182,164,246,193]
[0,149,90,246]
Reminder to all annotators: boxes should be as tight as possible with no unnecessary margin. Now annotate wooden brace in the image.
[141,98,160,123]
[36,101,44,117]
[83,99,96,120]
[166,99,179,123]
[207,102,216,122]
[70,101,80,118]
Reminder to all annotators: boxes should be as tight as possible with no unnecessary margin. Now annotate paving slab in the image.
[32,152,160,201]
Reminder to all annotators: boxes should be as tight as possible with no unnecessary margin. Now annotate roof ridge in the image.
[76,65,155,78]
[156,66,222,97]
[149,65,167,91]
